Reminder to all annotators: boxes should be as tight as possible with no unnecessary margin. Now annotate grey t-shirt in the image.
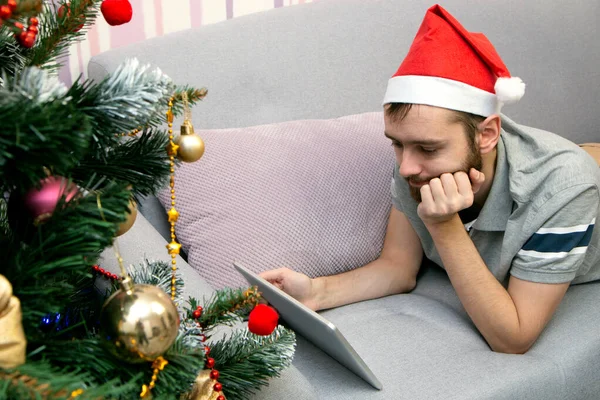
[391,115,600,285]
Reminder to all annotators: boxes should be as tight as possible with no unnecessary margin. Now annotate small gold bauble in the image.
[175,121,205,162]
[99,277,180,363]
[116,198,137,236]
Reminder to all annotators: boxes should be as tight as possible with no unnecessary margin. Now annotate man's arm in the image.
[312,207,423,310]
[426,217,569,354]
[261,207,423,311]
[419,171,596,354]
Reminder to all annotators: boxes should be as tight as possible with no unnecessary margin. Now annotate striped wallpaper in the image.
[58,0,318,85]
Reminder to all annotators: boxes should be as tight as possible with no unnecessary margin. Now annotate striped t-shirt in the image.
[391,115,600,285]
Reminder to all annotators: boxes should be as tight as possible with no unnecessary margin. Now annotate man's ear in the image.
[477,114,501,154]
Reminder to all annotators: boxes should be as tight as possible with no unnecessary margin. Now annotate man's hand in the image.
[417,168,485,225]
[259,268,320,311]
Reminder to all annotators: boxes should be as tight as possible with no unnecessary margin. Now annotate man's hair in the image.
[385,103,485,144]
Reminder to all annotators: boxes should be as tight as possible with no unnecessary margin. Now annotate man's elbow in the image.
[489,336,536,355]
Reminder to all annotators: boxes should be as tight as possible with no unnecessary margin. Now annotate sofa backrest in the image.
[89,0,599,143]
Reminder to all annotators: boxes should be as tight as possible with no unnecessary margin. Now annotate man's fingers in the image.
[454,171,473,196]
[440,173,458,196]
[259,268,289,289]
[469,168,486,194]
[428,177,445,202]
[420,184,434,205]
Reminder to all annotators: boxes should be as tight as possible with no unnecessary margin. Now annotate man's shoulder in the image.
[500,116,600,205]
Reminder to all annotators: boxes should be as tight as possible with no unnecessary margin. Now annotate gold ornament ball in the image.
[99,277,180,363]
[175,134,205,162]
[175,120,205,163]
[116,198,137,236]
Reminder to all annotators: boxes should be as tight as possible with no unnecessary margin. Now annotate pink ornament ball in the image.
[24,176,78,223]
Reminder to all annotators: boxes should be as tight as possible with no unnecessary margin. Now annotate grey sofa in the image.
[93,1,600,399]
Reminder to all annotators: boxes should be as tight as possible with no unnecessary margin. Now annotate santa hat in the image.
[382,4,525,116]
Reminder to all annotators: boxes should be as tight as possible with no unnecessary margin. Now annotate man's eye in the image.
[391,142,403,148]
[420,147,437,154]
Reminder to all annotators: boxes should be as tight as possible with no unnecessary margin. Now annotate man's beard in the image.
[406,142,483,202]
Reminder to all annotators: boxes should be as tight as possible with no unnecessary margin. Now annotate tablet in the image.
[234,261,382,390]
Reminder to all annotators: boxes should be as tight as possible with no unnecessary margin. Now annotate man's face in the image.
[384,105,483,202]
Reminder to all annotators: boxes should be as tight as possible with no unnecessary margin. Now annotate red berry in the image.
[205,357,215,369]
[217,396,225,400]
[111,274,118,280]
[210,370,219,380]
[92,265,99,271]
[213,382,222,392]
[20,31,35,48]
[29,17,39,26]
[204,345,210,354]
[28,26,38,34]
[0,5,12,19]
[192,309,201,319]
[7,0,17,11]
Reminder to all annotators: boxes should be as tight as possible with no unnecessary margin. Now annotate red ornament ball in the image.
[213,382,222,392]
[192,309,202,319]
[101,0,133,26]
[24,176,78,223]
[210,369,219,380]
[217,396,225,400]
[247,304,279,336]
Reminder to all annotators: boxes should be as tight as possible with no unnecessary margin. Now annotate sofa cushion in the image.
[157,112,394,289]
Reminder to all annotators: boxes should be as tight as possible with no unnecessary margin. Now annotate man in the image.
[261,4,600,354]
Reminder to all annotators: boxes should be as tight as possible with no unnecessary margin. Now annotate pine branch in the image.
[72,129,171,197]
[0,30,28,80]
[195,287,261,335]
[0,67,91,189]
[22,262,204,400]
[2,182,131,333]
[210,326,296,400]
[0,359,137,400]
[171,86,208,117]
[75,59,175,147]
[0,197,9,238]
[127,259,185,303]
[27,0,101,71]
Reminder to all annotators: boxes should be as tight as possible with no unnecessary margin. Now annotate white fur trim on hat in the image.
[494,77,525,104]
[382,75,499,117]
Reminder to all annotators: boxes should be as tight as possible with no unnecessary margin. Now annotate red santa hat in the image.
[382,4,525,116]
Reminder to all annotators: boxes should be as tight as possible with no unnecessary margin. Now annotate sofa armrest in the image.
[98,212,215,300]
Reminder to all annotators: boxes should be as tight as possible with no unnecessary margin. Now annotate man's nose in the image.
[398,152,421,178]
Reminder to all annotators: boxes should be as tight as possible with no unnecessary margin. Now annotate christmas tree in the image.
[0,1,296,399]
